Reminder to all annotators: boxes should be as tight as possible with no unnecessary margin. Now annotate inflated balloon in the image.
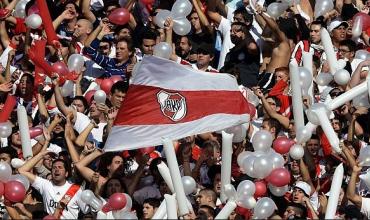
[182,176,196,195]
[94,90,107,104]
[254,181,267,198]
[100,78,114,94]
[102,193,127,212]
[253,155,274,179]
[25,14,42,29]
[355,50,369,60]
[266,167,291,187]
[108,8,130,25]
[334,69,350,85]
[252,130,273,152]
[225,124,247,143]
[111,75,123,84]
[282,0,301,5]
[336,59,347,70]
[0,162,12,182]
[0,182,4,197]
[224,184,237,201]
[153,42,172,59]
[242,155,257,177]
[306,103,331,125]
[61,80,74,97]
[253,197,276,219]
[81,189,103,211]
[268,184,289,197]
[84,90,96,103]
[11,158,25,169]
[289,144,304,160]
[269,150,285,169]
[4,181,26,203]
[298,67,312,90]
[358,146,370,166]
[122,193,132,212]
[352,16,363,39]
[237,180,256,197]
[353,92,370,108]
[173,18,191,36]
[273,136,293,154]
[267,2,289,19]
[67,54,85,73]
[29,127,43,138]
[237,151,251,167]
[154,9,171,28]
[359,171,370,189]
[353,12,370,30]
[171,0,193,19]
[0,122,12,138]
[316,72,333,86]
[9,174,30,191]
[237,196,256,209]
[28,4,39,15]
[0,95,17,123]
[314,0,334,18]
[52,62,69,76]
[14,0,28,18]
[296,126,312,144]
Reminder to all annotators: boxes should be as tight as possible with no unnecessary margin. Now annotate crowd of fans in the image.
[0,0,369,219]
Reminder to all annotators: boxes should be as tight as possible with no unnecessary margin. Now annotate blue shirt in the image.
[83,39,129,79]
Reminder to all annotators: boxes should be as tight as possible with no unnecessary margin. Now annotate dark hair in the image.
[339,39,357,52]
[233,7,253,23]
[198,205,216,217]
[101,176,128,198]
[207,165,221,183]
[103,0,120,12]
[263,118,282,135]
[97,152,126,177]
[143,198,161,208]
[110,80,129,94]
[116,37,135,53]
[73,96,89,113]
[0,146,18,159]
[310,134,320,141]
[231,22,249,35]
[29,186,43,202]
[310,20,324,28]
[63,1,82,15]
[274,67,289,74]
[286,202,307,218]
[141,28,158,43]
[266,96,282,107]
[52,159,72,178]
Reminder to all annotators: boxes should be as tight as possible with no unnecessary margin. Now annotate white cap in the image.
[327,19,349,33]
[294,181,311,196]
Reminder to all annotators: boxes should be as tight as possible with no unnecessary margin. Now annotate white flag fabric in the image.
[104,56,250,151]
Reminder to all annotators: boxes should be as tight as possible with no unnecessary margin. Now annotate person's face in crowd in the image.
[143,203,157,219]
[288,122,296,139]
[65,3,78,19]
[233,13,245,23]
[275,70,289,82]
[105,5,118,17]
[0,153,11,164]
[265,97,279,112]
[190,12,201,32]
[11,131,22,147]
[110,89,126,109]
[332,25,347,42]
[157,28,166,42]
[292,187,305,204]
[117,28,132,40]
[72,99,86,113]
[53,122,64,134]
[89,100,102,119]
[307,138,320,156]
[331,119,341,133]
[283,206,302,220]
[230,24,245,45]
[179,36,191,57]
[290,160,300,175]
[51,161,68,184]
[19,75,33,95]
[196,192,211,206]
[43,154,54,170]
[142,39,156,55]
[309,24,321,44]
[74,19,92,39]
[159,180,171,195]
[99,42,111,56]
[213,173,221,195]
[346,144,357,157]
[11,33,25,48]
[197,51,213,68]
[106,178,123,197]
[197,207,214,220]
[107,155,124,175]
[338,45,354,61]
[115,41,131,62]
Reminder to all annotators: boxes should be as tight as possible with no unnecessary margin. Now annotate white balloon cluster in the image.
[61,54,85,97]
[154,0,192,36]
[153,42,172,59]
[14,0,28,18]
[25,14,42,29]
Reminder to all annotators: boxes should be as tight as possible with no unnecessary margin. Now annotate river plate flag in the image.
[104,56,250,151]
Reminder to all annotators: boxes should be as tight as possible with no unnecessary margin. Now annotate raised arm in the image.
[52,76,76,120]
[256,5,288,43]
[81,0,96,23]
[74,149,103,183]
[36,93,50,123]
[192,0,213,34]
[346,165,363,208]
[74,121,96,147]
[18,150,50,184]
[53,9,75,29]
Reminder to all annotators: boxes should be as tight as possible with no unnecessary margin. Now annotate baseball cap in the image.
[327,19,349,33]
[293,181,311,196]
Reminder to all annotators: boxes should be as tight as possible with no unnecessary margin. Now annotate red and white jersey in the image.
[177,57,219,73]
[291,40,325,65]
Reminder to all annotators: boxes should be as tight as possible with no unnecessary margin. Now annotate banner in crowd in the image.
[104,56,250,151]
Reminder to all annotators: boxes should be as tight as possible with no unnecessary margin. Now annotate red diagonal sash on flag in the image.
[104,56,250,151]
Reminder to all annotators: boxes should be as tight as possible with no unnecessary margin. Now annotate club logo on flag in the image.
[157,90,187,122]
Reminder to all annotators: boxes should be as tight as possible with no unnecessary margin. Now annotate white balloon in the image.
[224,184,237,201]
[252,130,273,152]
[336,59,347,70]
[237,196,256,209]
[306,103,330,125]
[0,162,12,182]
[334,69,350,85]
[296,126,312,144]
[268,184,289,197]
[173,18,191,36]
[14,0,28,18]
[237,180,256,197]
[298,67,312,90]
[94,90,107,104]
[0,122,12,138]
[253,155,274,179]
[355,50,369,60]
[352,17,363,39]
[316,72,333,86]
[171,0,193,18]
[67,54,85,73]
[269,150,285,169]
[154,9,172,28]
[225,124,247,143]
[242,155,257,178]
[314,0,334,18]
[358,146,370,166]
[61,80,74,97]
[359,171,370,190]
[352,92,370,108]
[11,158,25,169]
[153,42,172,59]
[289,144,304,160]
[253,197,276,219]
[81,190,103,211]
[237,151,251,167]
[267,2,289,18]
[25,14,42,29]
[182,176,197,195]
[9,174,30,191]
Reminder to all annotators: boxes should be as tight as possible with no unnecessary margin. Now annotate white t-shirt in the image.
[361,197,370,218]
[73,112,107,142]
[217,16,234,70]
[32,176,88,219]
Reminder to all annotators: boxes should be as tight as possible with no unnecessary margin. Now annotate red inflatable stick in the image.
[35,0,60,48]
[0,95,17,122]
